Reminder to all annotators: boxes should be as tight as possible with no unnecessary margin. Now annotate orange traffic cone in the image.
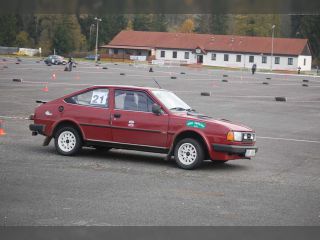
[42,85,49,92]
[0,120,6,136]
[51,73,56,80]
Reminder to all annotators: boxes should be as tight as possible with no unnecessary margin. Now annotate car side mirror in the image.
[152,104,162,115]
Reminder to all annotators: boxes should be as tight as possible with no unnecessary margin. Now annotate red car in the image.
[29,85,258,169]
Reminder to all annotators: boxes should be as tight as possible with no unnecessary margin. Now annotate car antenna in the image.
[153,78,162,89]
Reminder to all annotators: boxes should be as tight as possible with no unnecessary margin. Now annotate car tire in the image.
[174,138,204,170]
[54,126,82,156]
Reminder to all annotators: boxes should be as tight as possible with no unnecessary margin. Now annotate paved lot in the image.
[0,57,320,226]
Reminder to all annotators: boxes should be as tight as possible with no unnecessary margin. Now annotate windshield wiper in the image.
[186,108,196,112]
[170,107,188,111]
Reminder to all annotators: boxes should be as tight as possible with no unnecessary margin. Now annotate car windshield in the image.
[152,90,191,111]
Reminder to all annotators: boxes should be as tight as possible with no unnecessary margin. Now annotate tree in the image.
[0,14,17,46]
[133,14,153,31]
[291,15,320,63]
[196,14,229,34]
[15,31,32,47]
[53,23,74,54]
[179,18,195,33]
[230,15,280,37]
[79,15,128,50]
[126,19,133,30]
[151,14,168,32]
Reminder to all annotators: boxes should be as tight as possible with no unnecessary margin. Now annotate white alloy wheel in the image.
[178,143,198,165]
[57,131,76,153]
[174,138,204,170]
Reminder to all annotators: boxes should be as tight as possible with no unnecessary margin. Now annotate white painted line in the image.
[0,115,29,120]
[258,71,320,78]
[258,136,320,144]
[21,81,90,87]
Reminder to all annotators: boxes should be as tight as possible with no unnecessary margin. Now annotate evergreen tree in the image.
[133,14,153,31]
[196,14,229,34]
[53,23,74,54]
[292,15,320,63]
[152,14,168,32]
[0,14,17,46]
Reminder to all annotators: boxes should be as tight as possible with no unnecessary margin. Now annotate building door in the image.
[197,55,203,64]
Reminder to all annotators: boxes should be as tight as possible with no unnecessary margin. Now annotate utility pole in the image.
[89,24,95,49]
[94,17,102,63]
[271,25,276,71]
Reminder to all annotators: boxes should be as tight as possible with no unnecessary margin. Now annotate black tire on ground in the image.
[54,126,82,156]
[200,92,211,96]
[174,138,204,170]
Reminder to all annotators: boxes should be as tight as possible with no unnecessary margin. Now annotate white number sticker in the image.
[90,91,108,105]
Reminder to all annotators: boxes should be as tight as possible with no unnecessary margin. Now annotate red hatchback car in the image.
[29,85,258,169]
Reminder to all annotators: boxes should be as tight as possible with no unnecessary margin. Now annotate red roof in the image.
[102,30,309,56]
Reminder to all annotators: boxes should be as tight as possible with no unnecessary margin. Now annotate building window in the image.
[262,56,267,64]
[114,49,118,54]
[275,57,280,64]
[184,52,189,59]
[224,54,229,61]
[249,56,254,63]
[172,51,177,59]
[304,58,306,66]
[160,51,165,58]
[288,58,293,65]
[211,53,216,61]
[236,55,241,62]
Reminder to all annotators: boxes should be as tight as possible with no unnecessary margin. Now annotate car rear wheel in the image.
[174,138,204,170]
[54,126,82,156]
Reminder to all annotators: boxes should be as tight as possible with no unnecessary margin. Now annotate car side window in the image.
[65,88,109,108]
[115,90,154,112]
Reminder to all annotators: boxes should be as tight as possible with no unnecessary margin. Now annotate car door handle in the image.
[113,113,121,118]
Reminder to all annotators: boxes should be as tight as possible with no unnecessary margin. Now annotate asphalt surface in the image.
[0,57,320,226]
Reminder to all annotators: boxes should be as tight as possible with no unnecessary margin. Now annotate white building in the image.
[101,31,312,71]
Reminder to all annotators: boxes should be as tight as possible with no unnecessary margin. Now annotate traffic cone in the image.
[51,73,56,80]
[42,85,49,92]
[0,120,6,136]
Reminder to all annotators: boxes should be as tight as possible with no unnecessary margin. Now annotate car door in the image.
[111,89,169,148]
[63,87,112,142]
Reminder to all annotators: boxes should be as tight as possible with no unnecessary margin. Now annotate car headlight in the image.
[227,131,256,142]
[227,131,243,142]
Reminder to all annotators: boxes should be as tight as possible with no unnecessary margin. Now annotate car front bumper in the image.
[212,144,258,157]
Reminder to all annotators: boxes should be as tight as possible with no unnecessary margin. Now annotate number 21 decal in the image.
[90,91,108,105]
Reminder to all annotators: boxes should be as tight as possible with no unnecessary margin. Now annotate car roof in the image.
[91,85,168,91]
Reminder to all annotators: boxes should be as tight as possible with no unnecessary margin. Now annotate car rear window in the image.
[65,88,109,108]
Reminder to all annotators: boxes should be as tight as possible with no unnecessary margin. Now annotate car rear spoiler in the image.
[36,100,48,104]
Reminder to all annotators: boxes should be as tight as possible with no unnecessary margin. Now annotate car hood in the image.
[172,111,253,132]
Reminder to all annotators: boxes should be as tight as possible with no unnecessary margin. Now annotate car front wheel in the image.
[174,138,204,170]
[54,126,82,156]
